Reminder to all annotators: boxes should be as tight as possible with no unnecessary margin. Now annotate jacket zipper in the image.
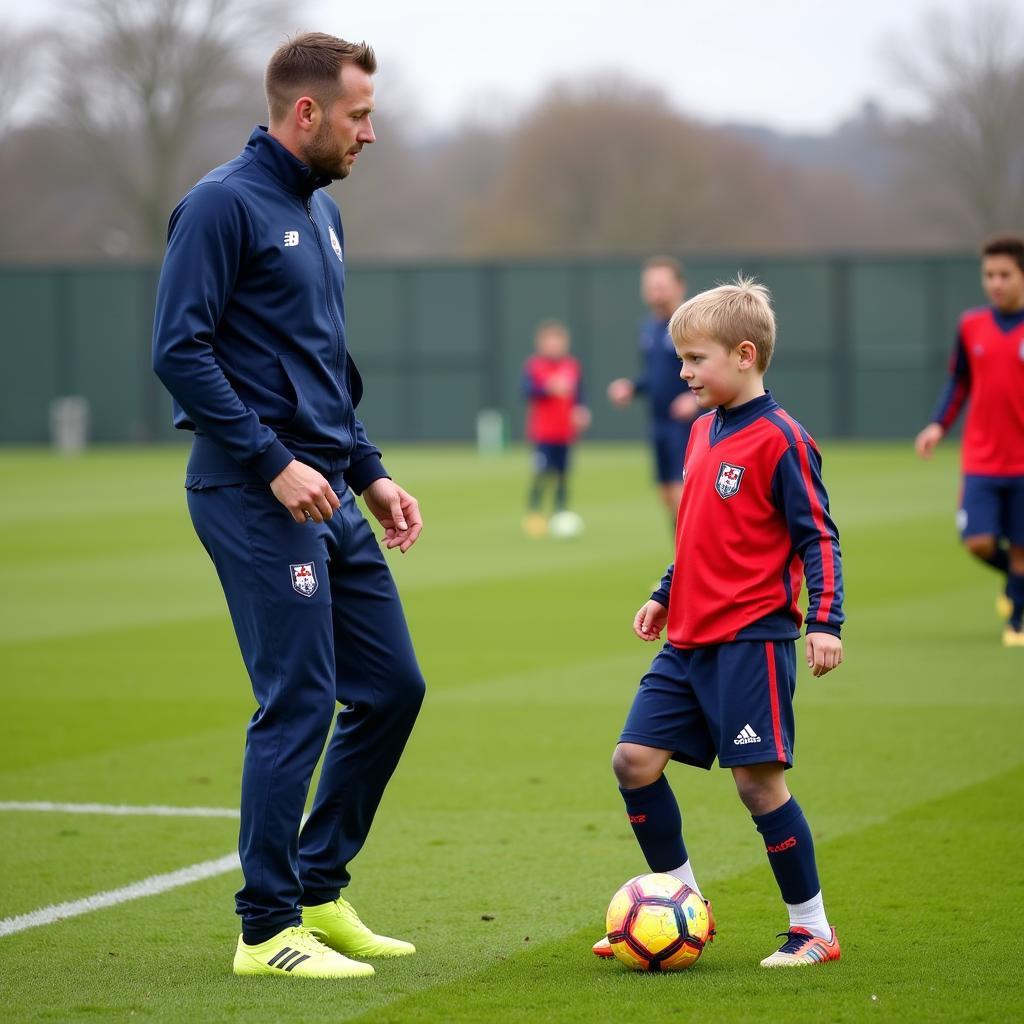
[306,197,345,383]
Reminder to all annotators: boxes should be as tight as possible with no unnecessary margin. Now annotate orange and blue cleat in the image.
[760,926,840,967]
[593,899,716,958]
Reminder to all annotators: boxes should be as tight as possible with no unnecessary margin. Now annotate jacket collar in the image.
[245,126,332,197]
[712,390,777,436]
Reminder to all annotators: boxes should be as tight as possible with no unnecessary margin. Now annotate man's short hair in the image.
[643,255,685,283]
[265,32,377,123]
[668,276,776,373]
[981,234,1024,272]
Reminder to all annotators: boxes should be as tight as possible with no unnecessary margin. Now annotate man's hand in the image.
[914,422,944,459]
[270,459,341,524]
[363,478,423,553]
[806,632,843,677]
[607,378,635,407]
[633,599,668,642]
[670,392,700,421]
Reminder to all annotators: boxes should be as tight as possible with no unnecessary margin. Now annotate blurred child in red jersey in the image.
[521,320,590,536]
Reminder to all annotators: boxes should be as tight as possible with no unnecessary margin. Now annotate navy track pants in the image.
[187,482,425,939]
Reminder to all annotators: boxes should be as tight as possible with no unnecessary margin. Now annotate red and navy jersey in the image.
[931,306,1024,476]
[522,355,585,443]
[653,393,844,649]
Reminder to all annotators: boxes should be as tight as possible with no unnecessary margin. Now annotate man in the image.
[608,257,700,519]
[914,234,1024,647]
[153,33,426,979]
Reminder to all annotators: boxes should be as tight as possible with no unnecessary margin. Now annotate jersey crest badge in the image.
[290,562,318,598]
[715,462,745,499]
[328,225,344,263]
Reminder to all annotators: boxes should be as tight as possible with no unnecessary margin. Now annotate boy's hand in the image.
[806,632,843,677]
[571,405,592,432]
[633,600,668,642]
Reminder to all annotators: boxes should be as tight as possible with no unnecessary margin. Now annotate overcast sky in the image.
[5,0,983,133]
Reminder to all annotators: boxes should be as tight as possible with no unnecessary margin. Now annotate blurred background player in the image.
[914,235,1024,647]
[607,256,700,521]
[522,320,590,537]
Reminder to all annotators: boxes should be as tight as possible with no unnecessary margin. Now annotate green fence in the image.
[0,254,981,445]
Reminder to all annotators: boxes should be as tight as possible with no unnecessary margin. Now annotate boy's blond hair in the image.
[668,276,776,373]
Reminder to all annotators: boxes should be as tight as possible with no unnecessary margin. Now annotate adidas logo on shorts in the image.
[733,724,761,745]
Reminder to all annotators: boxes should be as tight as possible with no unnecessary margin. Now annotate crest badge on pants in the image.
[715,462,745,499]
[290,562,318,597]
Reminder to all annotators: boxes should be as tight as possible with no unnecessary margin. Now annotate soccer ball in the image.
[548,510,584,540]
[605,873,710,971]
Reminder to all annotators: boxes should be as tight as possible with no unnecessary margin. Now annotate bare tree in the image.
[886,2,1024,239]
[49,0,296,257]
[459,78,832,255]
[0,31,38,136]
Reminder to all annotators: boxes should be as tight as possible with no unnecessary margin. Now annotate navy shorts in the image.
[535,443,570,474]
[958,474,1024,546]
[619,640,797,769]
[650,420,690,484]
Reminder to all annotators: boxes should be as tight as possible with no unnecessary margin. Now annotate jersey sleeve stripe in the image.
[773,411,837,623]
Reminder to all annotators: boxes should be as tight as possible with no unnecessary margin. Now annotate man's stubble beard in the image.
[303,124,350,181]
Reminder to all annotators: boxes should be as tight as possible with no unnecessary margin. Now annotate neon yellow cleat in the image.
[997,592,1013,620]
[302,896,415,958]
[760,927,840,967]
[1002,625,1024,648]
[523,512,548,538]
[232,925,374,978]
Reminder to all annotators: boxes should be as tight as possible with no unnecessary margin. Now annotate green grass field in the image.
[1,443,1022,1023]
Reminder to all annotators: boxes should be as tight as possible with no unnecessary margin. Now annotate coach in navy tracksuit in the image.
[608,257,700,521]
[152,34,424,973]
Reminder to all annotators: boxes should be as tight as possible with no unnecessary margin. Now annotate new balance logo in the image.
[628,813,647,824]
[266,946,311,971]
[283,230,300,247]
[766,835,798,853]
[733,724,761,745]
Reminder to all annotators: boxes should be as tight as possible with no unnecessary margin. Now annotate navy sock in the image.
[978,545,1009,575]
[243,922,295,945]
[554,473,568,512]
[527,475,545,511]
[752,796,820,905]
[620,775,687,872]
[1007,572,1024,629]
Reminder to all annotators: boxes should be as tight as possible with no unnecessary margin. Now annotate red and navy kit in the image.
[659,392,843,648]
[522,354,584,443]
[619,392,844,770]
[931,306,1024,544]
[932,307,1024,476]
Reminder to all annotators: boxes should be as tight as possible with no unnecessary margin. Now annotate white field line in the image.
[0,801,313,939]
[0,801,239,819]
[0,852,240,938]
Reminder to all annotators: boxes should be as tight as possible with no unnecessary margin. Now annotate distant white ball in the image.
[548,510,585,540]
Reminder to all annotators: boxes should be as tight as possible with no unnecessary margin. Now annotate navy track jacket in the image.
[633,314,692,422]
[152,127,388,494]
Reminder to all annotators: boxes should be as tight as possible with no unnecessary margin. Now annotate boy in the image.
[593,278,845,967]
[914,235,1024,646]
[522,320,590,536]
